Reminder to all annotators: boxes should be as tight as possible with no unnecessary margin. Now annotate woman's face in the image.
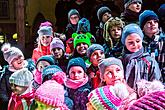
[40,35,52,46]
[70,14,79,25]
[76,43,89,55]
[128,2,142,13]
[103,65,124,86]
[90,50,105,66]
[143,19,159,38]
[125,33,142,53]
[110,26,122,39]
[51,48,63,59]
[11,55,24,70]
[69,66,85,80]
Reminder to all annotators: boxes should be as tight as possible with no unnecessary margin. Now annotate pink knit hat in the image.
[128,91,165,110]
[88,86,122,110]
[35,80,66,108]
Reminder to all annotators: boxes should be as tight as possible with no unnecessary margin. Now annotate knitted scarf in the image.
[65,76,89,89]
[122,9,140,22]
[123,48,143,89]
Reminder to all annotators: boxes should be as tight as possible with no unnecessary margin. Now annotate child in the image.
[86,44,105,89]
[98,57,137,109]
[32,55,55,90]
[50,38,68,72]
[42,65,74,110]
[8,68,34,110]
[121,23,162,90]
[96,6,112,45]
[65,57,91,110]
[32,25,53,63]
[121,0,142,25]
[103,17,125,57]
[72,33,92,67]
[32,80,69,110]
[0,43,35,110]
[65,9,80,41]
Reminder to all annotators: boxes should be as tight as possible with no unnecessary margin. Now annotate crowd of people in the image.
[0,0,165,110]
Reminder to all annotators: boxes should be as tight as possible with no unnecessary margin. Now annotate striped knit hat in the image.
[128,91,165,110]
[88,86,122,110]
[35,80,67,108]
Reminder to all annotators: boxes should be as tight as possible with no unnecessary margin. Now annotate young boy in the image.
[8,68,34,110]
[86,44,105,89]
[65,57,91,110]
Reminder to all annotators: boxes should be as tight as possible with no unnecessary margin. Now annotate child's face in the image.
[76,43,88,55]
[143,19,159,38]
[10,83,28,95]
[110,26,122,39]
[11,55,24,70]
[37,61,51,72]
[40,35,52,46]
[70,14,79,25]
[102,12,111,23]
[103,65,124,86]
[128,2,142,13]
[69,66,85,80]
[90,50,105,66]
[51,48,63,59]
[125,33,142,53]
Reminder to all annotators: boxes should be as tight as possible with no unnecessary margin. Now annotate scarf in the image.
[123,48,143,89]
[33,69,42,85]
[122,9,140,22]
[65,76,88,89]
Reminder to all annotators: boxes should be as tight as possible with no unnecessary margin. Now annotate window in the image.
[0,0,9,19]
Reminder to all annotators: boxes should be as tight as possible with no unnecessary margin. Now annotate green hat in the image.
[72,33,91,48]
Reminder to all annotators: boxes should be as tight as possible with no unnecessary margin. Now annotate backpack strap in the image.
[141,57,151,73]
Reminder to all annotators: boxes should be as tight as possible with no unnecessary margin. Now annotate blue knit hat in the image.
[76,18,90,33]
[121,23,144,45]
[38,26,53,37]
[42,65,62,82]
[67,57,86,73]
[86,44,104,59]
[36,55,56,67]
[158,4,165,18]
[97,6,111,21]
[139,10,159,29]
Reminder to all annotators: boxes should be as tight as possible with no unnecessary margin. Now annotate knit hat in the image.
[72,33,91,48]
[97,6,111,21]
[35,80,65,108]
[86,44,104,59]
[67,57,86,73]
[9,68,33,87]
[121,23,144,45]
[76,18,90,33]
[124,0,142,8]
[88,86,122,110]
[39,21,52,28]
[139,10,159,29]
[1,43,24,64]
[158,4,165,18]
[36,55,55,67]
[50,38,65,52]
[98,57,123,80]
[42,65,66,84]
[128,91,165,110]
[37,26,53,37]
[68,9,80,20]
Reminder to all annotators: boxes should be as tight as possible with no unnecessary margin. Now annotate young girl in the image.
[121,23,162,90]
[0,43,35,110]
[98,57,137,109]
[32,55,55,90]
[64,57,91,110]
[86,44,105,89]
[32,25,53,63]
[50,38,68,72]
[32,80,69,110]
[72,33,92,67]
[8,68,34,110]
[103,17,125,57]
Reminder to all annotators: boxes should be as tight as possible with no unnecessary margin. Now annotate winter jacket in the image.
[65,23,78,41]
[122,48,162,90]
[32,45,51,64]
